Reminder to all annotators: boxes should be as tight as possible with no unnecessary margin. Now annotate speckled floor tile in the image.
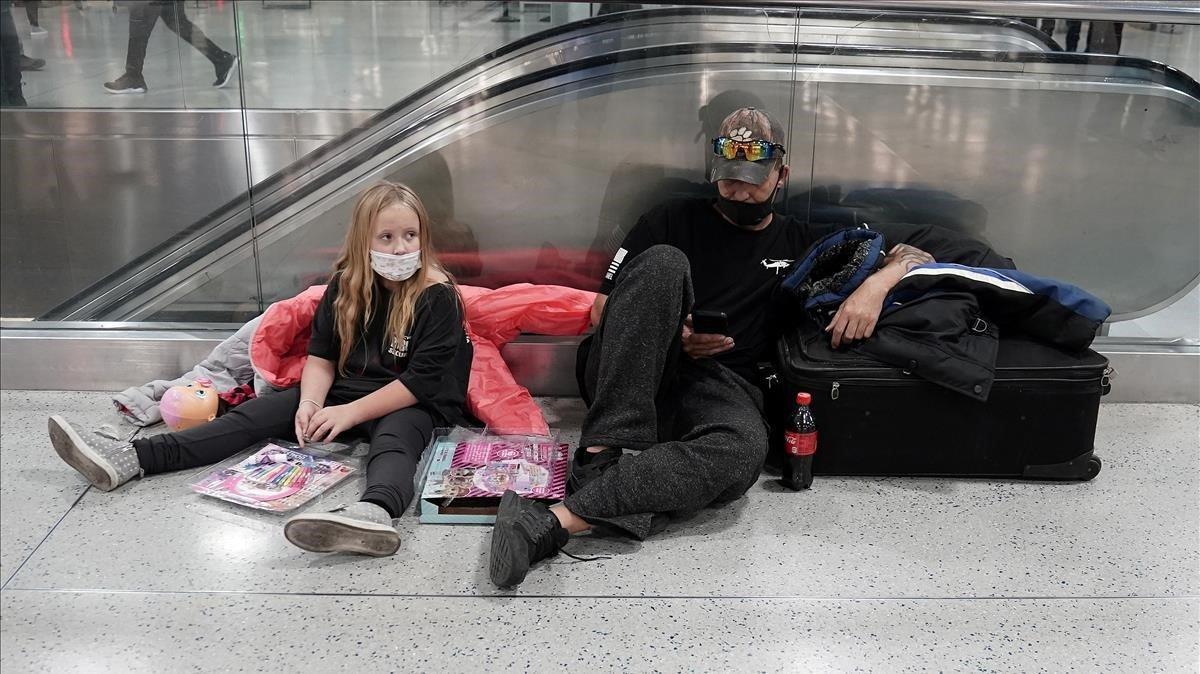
[2,395,1196,600]
[1,590,1196,673]
[0,391,125,585]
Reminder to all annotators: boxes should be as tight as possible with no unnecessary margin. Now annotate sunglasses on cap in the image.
[712,136,786,162]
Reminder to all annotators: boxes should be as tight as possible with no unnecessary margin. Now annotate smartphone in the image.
[692,310,729,335]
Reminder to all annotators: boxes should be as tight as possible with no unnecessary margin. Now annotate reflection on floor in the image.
[1,390,1196,670]
[9,1,1200,110]
[10,0,567,109]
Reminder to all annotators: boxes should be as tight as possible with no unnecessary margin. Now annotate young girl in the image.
[48,182,473,557]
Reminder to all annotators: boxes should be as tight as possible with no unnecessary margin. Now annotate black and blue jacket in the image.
[780,228,1111,400]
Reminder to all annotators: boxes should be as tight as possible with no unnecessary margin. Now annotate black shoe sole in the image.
[103,84,146,94]
[488,491,531,588]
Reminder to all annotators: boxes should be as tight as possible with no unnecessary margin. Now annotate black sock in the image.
[575,445,620,466]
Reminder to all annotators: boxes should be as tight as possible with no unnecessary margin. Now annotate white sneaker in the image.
[284,502,401,556]
[30,25,48,38]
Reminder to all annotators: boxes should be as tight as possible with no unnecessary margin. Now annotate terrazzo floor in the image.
[1,391,1197,671]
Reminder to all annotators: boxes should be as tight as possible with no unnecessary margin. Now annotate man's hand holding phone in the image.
[683,310,733,358]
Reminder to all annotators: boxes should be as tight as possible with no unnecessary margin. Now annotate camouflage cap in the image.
[709,107,787,185]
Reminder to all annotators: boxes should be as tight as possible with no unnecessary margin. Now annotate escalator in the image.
[39,6,1198,327]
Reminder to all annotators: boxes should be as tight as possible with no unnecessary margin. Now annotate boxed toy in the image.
[418,428,568,524]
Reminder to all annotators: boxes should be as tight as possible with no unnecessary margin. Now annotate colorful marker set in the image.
[191,442,356,513]
[243,461,310,491]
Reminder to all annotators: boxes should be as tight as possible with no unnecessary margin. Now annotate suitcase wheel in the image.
[1022,453,1102,481]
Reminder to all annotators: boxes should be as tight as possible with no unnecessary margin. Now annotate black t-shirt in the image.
[307,276,473,427]
[600,198,820,383]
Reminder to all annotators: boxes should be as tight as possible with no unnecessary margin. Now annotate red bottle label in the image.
[784,430,817,457]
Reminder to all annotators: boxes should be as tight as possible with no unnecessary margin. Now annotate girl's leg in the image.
[133,388,300,474]
[359,407,435,518]
[48,388,299,492]
[282,407,434,557]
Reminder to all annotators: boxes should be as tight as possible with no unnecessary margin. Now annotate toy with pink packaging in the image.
[191,442,356,513]
[419,428,568,524]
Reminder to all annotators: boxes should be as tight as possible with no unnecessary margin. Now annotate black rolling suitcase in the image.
[769,323,1111,481]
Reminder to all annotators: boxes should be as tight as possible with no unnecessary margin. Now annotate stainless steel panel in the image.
[240,109,378,138]
[1097,343,1200,403]
[245,138,300,188]
[501,337,587,397]
[0,328,229,392]
[293,111,379,138]
[0,109,369,141]
[1,135,256,318]
[3,327,1195,403]
[0,138,65,318]
[0,109,249,139]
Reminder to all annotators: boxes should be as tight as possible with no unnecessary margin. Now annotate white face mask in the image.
[370,249,421,282]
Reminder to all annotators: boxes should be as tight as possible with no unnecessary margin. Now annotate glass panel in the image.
[228,4,806,308]
[0,0,258,321]
[1,1,1195,347]
[236,0,601,111]
[802,12,1199,342]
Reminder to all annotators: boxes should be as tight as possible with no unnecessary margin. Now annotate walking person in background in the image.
[104,0,237,94]
[1,0,44,106]
[1,0,25,105]
[22,0,44,37]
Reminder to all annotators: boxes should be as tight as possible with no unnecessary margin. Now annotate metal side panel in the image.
[0,327,588,397]
[0,328,231,393]
[2,327,1196,403]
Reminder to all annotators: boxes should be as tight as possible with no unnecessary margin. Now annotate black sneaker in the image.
[103,73,147,94]
[212,54,238,88]
[566,446,622,495]
[488,490,568,588]
[19,54,45,72]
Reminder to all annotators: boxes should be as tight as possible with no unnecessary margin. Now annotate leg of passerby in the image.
[158,0,237,87]
[103,0,161,93]
[25,0,45,37]
[1,0,27,105]
[1065,20,1081,51]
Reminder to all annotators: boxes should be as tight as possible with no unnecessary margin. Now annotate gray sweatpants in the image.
[564,245,770,539]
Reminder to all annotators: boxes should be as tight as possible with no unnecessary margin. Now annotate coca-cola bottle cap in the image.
[796,392,812,405]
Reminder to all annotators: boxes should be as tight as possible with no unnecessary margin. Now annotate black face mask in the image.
[715,187,778,228]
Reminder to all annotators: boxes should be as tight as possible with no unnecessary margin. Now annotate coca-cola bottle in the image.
[781,392,817,490]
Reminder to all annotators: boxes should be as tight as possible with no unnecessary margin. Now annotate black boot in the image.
[488,490,568,587]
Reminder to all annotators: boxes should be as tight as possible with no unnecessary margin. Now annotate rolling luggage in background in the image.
[769,323,1111,481]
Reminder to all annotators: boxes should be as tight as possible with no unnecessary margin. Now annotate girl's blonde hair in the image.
[331,181,449,375]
